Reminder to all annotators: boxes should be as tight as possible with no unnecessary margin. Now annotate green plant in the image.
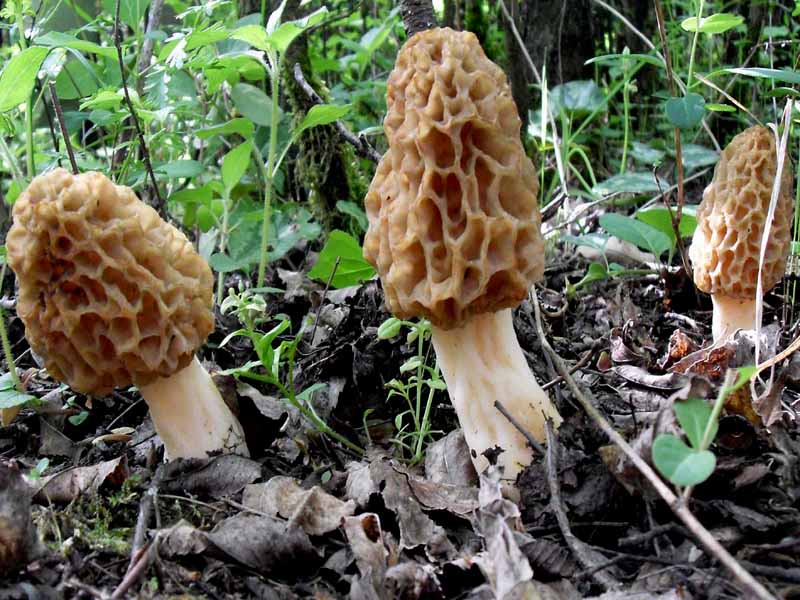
[377,317,444,465]
[653,366,756,488]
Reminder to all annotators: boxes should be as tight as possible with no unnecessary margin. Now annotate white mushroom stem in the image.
[138,357,249,459]
[711,295,758,343]
[430,308,562,479]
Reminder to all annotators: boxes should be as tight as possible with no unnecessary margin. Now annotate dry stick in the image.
[113,0,164,214]
[529,289,778,600]
[292,64,381,163]
[134,0,165,95]
[494,399,545,457]
[544,420,621,590]
[47,82,79,175]
[542,345,596,391]
[653,0,687,250]
[309,256,341,347]
[111,540,156,599]
[399,0,437,37]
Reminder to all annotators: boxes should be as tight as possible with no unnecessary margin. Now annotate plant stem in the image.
[15,10,35,179]
[686,0,705,90]
[257,51,281,289]
[0,307,21,392]
[0,136,27,189]
[620,76,630,175]
[216,191,231,304]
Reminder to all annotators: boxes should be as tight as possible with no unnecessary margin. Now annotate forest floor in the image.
[1,225,800,600]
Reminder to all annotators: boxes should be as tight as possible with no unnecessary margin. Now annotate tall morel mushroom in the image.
[364,28,561,477]
[5,169,249,459]
[689,125,795,342]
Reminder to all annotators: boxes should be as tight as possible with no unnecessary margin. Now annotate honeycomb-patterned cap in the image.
[363,28,544,330]
[6,169,214,396]
[690,125,795,299]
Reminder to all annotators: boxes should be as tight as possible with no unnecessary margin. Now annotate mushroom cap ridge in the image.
[6,169,214,396]
[363,28,544,330]
[690,125,795,299]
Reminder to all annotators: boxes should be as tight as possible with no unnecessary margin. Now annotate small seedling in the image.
[653,366,756,488]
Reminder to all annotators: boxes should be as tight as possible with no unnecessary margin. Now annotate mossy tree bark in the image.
[281,0,366,231]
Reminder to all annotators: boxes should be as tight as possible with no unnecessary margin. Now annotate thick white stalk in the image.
[139,357,249,459]
[430,309,561,478]
[711,295,758,343]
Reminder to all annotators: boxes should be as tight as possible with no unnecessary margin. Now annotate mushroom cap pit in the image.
[363,28,544,330]
[690,125,795,299]
[6,169,214,396]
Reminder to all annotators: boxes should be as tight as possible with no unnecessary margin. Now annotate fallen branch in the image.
[292,63,381,164]
[530,289,778,600]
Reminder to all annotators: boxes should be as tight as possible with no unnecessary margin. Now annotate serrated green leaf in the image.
[652,434,716,486]
[665,93,706,129]
[0,47,49,113]
[681,13,744,34]
[599,213,672,258]
[309,230,376,288]
[231,24,271,51]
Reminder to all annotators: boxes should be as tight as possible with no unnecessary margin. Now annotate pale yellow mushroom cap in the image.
[6,169,214,396]
[363,28,544,330]
[690,125,795,299]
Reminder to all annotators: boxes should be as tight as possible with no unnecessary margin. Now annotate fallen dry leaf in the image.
[34,456,128,503]
[159,454,261,497]
[424,429,478,487]
[0,462,39,576]
[242,476,355,536]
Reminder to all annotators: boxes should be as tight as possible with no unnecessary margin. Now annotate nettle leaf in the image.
[309,230,376,288]
[296,104,351,136]
[674,398,715,449]
[652,434,716,487]
[231,83,274,127]
[0,46,49,113]
[35,32,116,58]
[270,7,329,53]
[599,213,672,258]
[0,373,36,410]
[726,67,800,85]
[592,172,669,196]
[197,118,255,140]
[636,206,698,240]
[665,93,706,129]
[222,141,252,192]
[231,24,271,52]
[681,13,744,34]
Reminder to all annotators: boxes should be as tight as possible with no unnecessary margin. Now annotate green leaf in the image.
[0,373,36,409]
[101,0,151,30]
[209,252,246,273]
[652,434,716,487]
[636,206,697,240]
[674,398,715,449]
[156,160,203,179]
[54,59,100,100]
[185,24,230,50]
[678,144,719,170]
[309,230,376,288]
[296,103,351,136]
[579,262,609,285]
[230,24,271,51]
[222,141,252,192]
[336,200,368,232]
[705,103,736,112]
[0,47,49,113]
[599,213,672,257]
[665,93,706,129]
[630,141,665,165]
[585,53,664,69]
[726,67,800,85]
[35,31,116,58]
[681,13,744,34]
[196,205,216,232]
[725,366,758,394]
[561,233,610,254]
[231,83,273,127]
[197,118,255,140]
[269,7,330,53]
[378,317,403,340]
[592,172,669,196]
[549,80,605,116]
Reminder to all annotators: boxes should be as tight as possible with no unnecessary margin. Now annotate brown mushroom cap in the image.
[363,28,544,330]
[690,125,795,299]
[6,169,214,396]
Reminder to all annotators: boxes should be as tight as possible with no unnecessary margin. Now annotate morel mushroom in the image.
[689,125,795,342]
[5,169,249,459]
[364,28,561,477]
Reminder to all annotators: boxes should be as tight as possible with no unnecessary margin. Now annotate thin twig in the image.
[111,540,156,599]
[652,167,692,279]
[541,346,596,391]
[292,64,381,163]
[47,82,78,174]
[494,399,545,457]
[309,256,340,346]
[545,420,620,590]
[529,289,778,600]
[113,0,164,214]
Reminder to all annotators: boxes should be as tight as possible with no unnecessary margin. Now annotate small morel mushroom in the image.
[5,169,249,459]
[364,28,561,477]
[689,125,795,342]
